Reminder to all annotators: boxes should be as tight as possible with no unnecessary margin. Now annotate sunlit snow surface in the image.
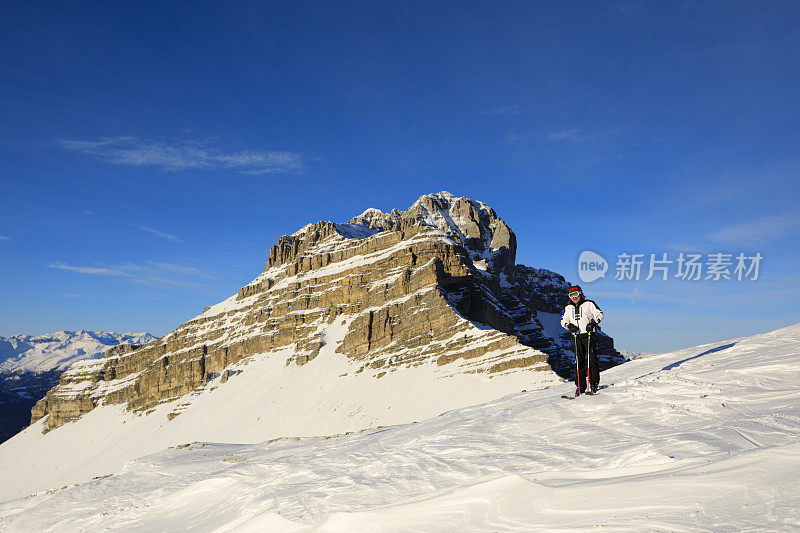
[2,325,800,531]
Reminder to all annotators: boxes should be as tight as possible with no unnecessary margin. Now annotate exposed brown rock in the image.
[31,192,622,432]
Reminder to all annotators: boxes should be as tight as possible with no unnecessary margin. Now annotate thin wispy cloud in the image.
[82,210,183,244]
[506,128,598,144]
[707,212,800,246]
[136,225,182,243]
[48,262,134,277]
[0,236,9,242]
[540,128,594,142]
[57,136,303,174]
[47,260,215,288]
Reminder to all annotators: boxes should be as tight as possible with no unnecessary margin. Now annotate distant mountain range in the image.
[0,331,155,443]
[0,330,155,373]
[617,350,657,361]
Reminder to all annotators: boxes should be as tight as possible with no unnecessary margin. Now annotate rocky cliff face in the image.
[31,192,622,432]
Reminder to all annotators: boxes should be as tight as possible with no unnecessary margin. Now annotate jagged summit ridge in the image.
[269,192,516,277]
[29,192,621,434]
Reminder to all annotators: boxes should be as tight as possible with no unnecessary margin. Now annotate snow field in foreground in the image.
[1,324,800,531]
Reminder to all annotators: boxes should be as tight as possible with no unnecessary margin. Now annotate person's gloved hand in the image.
[586,321,596,332]
[567,324,579,334]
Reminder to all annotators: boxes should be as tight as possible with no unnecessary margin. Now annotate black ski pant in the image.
[574,333,599,393]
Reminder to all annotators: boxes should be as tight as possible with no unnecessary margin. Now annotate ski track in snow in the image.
[2,325,800,531]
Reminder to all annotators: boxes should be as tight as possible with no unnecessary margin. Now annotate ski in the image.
[562,391,595,400]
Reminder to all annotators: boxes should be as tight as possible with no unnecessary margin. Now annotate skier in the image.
[561,285,604,396]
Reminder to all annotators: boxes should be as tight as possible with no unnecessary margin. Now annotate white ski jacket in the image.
[561,299,604,334]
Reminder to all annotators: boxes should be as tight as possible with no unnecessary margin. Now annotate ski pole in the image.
[587,331,592,393]
[573,333,580,396]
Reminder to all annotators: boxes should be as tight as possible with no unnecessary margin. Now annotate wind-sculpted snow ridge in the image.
[1,324,798,530]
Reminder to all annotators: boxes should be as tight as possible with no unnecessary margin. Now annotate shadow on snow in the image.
[661,342,737,372]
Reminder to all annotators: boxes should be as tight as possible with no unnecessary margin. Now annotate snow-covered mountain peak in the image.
[352,207,385,219]
[346,207,402,232]
[272,193,517,278]
[410,190,459,207]
[0,331,156,374]
[404,192,516,273]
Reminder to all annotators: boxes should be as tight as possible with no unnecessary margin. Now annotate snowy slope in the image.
[1,324,799,530]
[0,331,155,373]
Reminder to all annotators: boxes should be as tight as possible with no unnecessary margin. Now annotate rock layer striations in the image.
[31,192,622,431]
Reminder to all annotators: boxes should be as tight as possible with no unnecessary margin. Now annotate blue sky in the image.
[1,1,799,353]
